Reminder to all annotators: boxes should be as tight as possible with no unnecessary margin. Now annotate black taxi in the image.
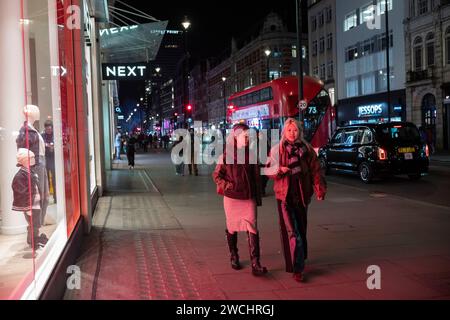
[318,122,430,183]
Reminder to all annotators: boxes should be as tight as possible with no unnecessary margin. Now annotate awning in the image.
[100,21,168,63]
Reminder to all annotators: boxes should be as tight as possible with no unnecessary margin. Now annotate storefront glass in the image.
[0,0,82,299]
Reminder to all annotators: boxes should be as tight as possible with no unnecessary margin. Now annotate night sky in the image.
[113,0,307,122]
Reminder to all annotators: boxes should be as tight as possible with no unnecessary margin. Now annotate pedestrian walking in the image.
[114,129,122,160]
[266,118,326,282]
[172,135,185,176]
[213,124,268,276]
[189,128,199,176]
[126,134,137,169]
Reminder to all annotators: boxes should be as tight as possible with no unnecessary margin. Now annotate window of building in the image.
[327,61,334,79]
[302,46,307,59]
[446,27,450,65]
[312,40,318,56]
[361,73,376,95]
[377,69,388,91]
[346,46,359,62]
[414,36,423,71]
[360,3,375,24]
[362,39,372,56]
[319,37,325,53]
[318,11,324,27]
[378,0,393,14]
[344,11,358,31]
[418,0,428,15]
[292,45,297,58]
[311,16,317,31]
[326,7,332,23]
[327,33,333,50]
[313,66,319,78]
[320,64,326,79]
[426,32,435,67]
[346,77,359,97]
[410,0,416,17]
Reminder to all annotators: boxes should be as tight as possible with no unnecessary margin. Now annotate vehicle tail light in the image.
[378,147,388,160]
[425,144,430,158]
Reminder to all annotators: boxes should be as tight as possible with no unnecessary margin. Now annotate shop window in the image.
[0,0,83,299]
[422,94,437,126]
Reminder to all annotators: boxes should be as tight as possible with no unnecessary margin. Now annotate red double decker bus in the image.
[227,76,336,150]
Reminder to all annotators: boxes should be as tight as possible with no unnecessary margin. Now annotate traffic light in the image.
[186,104,193,113]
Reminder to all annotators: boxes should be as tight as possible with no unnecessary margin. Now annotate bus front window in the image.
[303,90,331,142]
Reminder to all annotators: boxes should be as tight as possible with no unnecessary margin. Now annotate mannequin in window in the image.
[16,105,50,226]
[12,149,48,250]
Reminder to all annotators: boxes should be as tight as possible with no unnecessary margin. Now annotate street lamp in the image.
[265,49,272,82]
[222,77,227,129]
[182,16,191,129]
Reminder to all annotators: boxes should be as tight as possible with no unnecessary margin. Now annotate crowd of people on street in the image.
[114,130,172,169]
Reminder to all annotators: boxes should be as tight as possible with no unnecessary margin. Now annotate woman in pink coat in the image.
[266,118,327,282]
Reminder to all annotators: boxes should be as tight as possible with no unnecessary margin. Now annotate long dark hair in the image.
[223,123,250,164]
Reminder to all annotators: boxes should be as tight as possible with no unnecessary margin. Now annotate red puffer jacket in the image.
[265,142,327,207]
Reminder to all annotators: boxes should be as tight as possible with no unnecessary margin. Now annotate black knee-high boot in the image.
[247,232,268,276]
[226,230,241,270]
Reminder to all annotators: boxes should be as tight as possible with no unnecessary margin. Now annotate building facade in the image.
[308,0,338,106]
[404,0,450,151]
[206,12,307,129]
[336,0,407,126]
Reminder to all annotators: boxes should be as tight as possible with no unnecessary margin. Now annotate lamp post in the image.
[182,16,191,129]
[265,49,271,82]
[296,0,304,122]
[385,0,391,122]
[222,77,227,129]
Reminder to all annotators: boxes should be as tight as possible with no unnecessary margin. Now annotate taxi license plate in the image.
[398,147,415,153]
[404,153,413,160]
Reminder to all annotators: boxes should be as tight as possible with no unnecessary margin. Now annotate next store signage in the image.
[102,63,150,80]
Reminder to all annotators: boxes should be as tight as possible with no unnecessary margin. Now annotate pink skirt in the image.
[223,196,257,234]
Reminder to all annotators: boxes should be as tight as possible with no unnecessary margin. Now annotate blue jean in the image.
[115,146,121,160]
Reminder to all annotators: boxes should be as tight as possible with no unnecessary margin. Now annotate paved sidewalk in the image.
[64,151,450,300]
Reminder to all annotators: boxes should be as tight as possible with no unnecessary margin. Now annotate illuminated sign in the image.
[231,104,270,121]
[357,103,385,118]
[102,63,150,80]
[100,25,139,37]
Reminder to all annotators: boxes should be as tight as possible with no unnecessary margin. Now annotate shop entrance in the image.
[422,94,437,153]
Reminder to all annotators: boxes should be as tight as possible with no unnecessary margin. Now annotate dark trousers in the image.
[127,151,135,167]
[23,210,41,246]
[277,200,308,273]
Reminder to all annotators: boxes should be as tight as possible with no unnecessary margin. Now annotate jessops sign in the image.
[102,63,150,80]
[357,103,386,118]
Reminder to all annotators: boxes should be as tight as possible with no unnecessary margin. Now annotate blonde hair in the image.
[279,118,312,154]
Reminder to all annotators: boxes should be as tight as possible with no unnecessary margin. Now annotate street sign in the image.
[298,100,308,111]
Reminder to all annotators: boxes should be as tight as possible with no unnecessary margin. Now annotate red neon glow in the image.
[187,105,192,111]
[394,125,402,128]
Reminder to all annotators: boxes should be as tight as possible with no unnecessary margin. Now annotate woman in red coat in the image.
[213,124,268,276]
[266,118,327,282]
